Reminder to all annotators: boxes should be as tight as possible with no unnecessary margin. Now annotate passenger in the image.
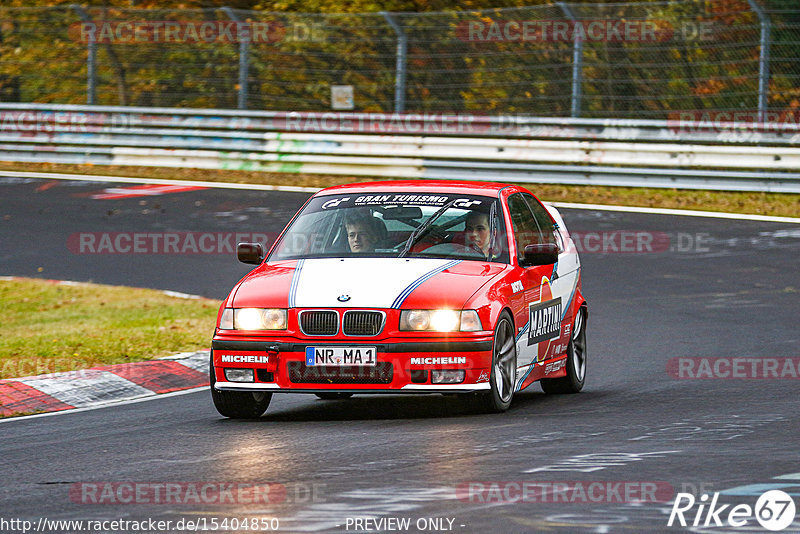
[344,212,381,253]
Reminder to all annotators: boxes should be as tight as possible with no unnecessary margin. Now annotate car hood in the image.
[231,257,507,309]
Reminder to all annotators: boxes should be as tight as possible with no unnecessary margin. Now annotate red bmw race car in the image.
[210,180,587,418]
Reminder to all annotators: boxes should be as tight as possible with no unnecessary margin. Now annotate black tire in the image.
[541,306,587,394]
[209,351,272,418]
[474,312,517,413]
[314,393,354,400]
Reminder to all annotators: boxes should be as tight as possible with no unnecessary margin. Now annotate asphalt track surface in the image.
[1,175,799,533]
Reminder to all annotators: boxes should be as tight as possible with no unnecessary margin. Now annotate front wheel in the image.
[475,312,517,413]
[209,352,272,419]
[541,306,587,394]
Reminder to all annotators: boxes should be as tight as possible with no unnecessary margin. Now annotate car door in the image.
[506,193,567,376]
[523,193,580,360]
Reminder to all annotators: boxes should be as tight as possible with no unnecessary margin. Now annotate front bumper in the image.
[211,338,493,394]
[212,383,491,393]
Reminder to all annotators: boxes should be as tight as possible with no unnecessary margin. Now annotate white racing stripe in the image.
[292,258,457,309]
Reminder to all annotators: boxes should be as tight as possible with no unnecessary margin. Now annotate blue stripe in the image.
[391,260,461,309]
[288,259,304,308]
[515,362,534,392]
[513,271,580,391]
[391,260,460,309]
[514,320,531,391]
[516,321,529,341]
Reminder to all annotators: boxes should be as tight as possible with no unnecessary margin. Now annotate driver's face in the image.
[347,224,376,252]
[466,214,490,253]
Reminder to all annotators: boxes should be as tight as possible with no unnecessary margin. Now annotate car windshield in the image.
[269,192,510,263]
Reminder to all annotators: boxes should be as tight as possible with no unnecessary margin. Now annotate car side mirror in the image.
[237,242,265,265]
[522,243,559,266]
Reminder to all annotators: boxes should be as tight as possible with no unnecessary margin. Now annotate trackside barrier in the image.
[2,103,800,193]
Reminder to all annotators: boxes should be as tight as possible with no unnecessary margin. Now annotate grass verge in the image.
[0,277,220,380]
[2,161,798,218]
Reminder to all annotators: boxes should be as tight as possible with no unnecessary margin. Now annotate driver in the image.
[344,212,382,253]
[465,210,492,256]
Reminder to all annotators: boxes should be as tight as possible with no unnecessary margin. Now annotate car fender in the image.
[462,265,518,332]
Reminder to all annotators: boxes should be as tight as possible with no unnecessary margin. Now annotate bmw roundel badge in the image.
[337,294,351,302]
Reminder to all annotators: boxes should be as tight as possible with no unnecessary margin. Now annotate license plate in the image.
[305,346,377,366]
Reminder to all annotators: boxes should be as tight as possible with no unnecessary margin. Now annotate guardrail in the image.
[2,103,800,193]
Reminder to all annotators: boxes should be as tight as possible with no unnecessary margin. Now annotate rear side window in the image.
[522,193,557,247]
[507,193,544,263]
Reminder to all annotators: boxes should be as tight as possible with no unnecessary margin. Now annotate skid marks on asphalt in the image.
[314,429,611,479]
[626,413,787,442]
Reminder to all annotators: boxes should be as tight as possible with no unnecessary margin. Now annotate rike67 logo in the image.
[668,490,796,531]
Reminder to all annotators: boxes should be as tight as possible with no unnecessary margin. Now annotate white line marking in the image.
[547,201,800,223]
[2,170,797,222]
[162,290,203,300]
[774,473,800,480]
[0,386,208,424]
[1,277,209,300]
[0,170,321,193]
[0,277,92,286]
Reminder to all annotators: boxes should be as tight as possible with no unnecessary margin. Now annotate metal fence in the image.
[2,103,800,192]
[1,1,799,119]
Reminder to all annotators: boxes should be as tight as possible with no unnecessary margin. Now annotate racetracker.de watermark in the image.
[455,19,719,43]
[68,232,271,255]
[568,231,710,254]
[69,21,285,43]
[274,112,487,134]
[668,110,800,133]
[456,19,724,43]
[457,19,668,42]
[0,111,109,133]
[667,357,800,379]
[456,481,674,503]
[0,356,97,380]
[69,482,325,505]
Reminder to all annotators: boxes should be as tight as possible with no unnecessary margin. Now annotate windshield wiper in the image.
[399,199,458,257]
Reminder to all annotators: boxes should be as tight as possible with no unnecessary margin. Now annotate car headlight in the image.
[399,309,483,332]
[218,308,288,330]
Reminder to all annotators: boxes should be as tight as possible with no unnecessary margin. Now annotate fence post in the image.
[222,7,249,110]
[70,5,96,106]
[746,0,770,122]
[381,11,407,113]
[557,2,583,118]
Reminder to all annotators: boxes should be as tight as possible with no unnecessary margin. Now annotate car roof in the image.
[315,180,523,198]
